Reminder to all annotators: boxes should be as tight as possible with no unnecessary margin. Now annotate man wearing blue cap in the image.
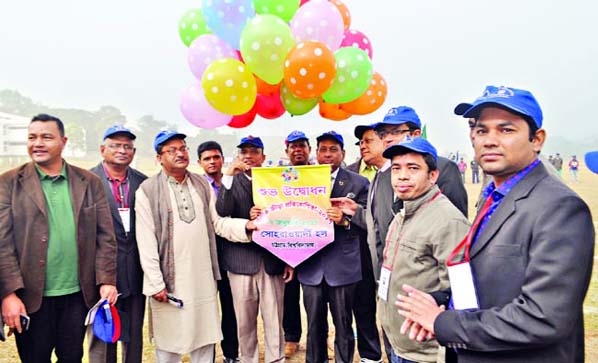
[136,131,256,363]
[88,125,147,363]
[397,86,594,363]
[281,130,311,358]
[0,114,117,362]
[297,131,369,363]
[377,137,469,363]
[217,136,294,363]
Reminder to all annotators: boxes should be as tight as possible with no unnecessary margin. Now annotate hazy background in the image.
[1,0,596,161]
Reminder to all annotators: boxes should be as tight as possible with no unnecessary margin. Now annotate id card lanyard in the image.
[445,196,494,310]
[377,191,441,301]
[104,166,131,233]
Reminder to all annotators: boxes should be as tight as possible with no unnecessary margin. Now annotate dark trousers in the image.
[283,277,302,343]
[353,238,382,361]
[302,282,356,363]
[88,293,146,363]
[15,292,87,363]
[218,268,239,359]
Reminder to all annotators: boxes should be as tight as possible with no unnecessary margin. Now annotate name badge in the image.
[377,266,392,301]
[447,262,479,310]
[118,208,131,233]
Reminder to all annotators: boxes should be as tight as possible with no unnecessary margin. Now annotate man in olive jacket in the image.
[0,114,117,363]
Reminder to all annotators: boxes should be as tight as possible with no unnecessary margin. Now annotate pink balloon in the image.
[180,84,232,128]
[290,0,344,51]
[300,0,310,5]
[340,29,373,59]
[188,34,239,80]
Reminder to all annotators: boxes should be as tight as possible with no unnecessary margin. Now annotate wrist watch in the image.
[341,214,351,229]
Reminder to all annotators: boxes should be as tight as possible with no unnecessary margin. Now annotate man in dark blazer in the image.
[0,114,117,363]
[89,125,147,363]
[297,131,369,363]
[397,86,594,363]
[345,124,385,363]
[216,136,293,363]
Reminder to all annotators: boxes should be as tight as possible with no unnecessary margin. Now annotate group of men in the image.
[0,84,594,363]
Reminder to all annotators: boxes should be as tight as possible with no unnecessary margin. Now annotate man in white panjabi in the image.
[136,131,256,363]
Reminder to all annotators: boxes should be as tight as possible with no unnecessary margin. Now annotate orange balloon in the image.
[255,76,280,96]
[319,100,351,121]
[283,41,336,99]
[340,72,387,115]
[330,0,351,30]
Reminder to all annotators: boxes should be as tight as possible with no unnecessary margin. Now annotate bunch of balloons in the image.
[178,0,388,129]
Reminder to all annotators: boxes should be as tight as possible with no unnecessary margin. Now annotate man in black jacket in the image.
[216,136,293,363]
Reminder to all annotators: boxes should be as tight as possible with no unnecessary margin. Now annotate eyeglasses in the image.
[376,128,411,138]
[106,143,135,151]
[162,146,190,155]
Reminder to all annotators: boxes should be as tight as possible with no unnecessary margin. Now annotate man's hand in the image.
[99,284,119,305]
[395,284,444,334]
[152,288,168,303]
[225,159,249,176]
[326,206,345,224]
[282,265,295,283]
[249,206,262,220]
[245,220,258,231]
[1,293,27,334]
[330,197,358,216]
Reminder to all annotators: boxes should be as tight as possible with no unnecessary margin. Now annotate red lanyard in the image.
[103,166,128,208]
[382,191,441,269]
[446,196,493,266]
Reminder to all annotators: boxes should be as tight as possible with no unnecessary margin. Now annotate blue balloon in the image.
[584,151,598,174]
[201,0,255,50]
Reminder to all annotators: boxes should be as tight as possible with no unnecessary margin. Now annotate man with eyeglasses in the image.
[297,131,369,363]
[135,131,256,363]
[89,125,148,363]
[216,136,294,363]
[280,131,311,358]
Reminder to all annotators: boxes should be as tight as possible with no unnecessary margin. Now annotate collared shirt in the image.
[473,159,540,245]
[167,174,196,223]
[101,162,129,208]
[331,167,340,185]
[358,159,378,182]
[204,174,220,197]
[36,163,80,296]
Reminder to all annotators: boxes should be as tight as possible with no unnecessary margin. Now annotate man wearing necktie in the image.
[396,86,594,363]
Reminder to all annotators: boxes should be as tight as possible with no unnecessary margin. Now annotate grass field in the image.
[0,163,596,362]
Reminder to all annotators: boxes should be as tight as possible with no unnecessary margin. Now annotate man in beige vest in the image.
[136,131,256,363]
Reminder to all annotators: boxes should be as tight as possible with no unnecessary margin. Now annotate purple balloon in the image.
[188,34,240,80]
[180,84,232,128]
[290,0,344,51]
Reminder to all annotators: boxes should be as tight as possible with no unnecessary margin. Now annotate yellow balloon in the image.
[202,59,258,115]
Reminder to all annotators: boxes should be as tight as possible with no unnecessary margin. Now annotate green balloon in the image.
[281,82,318,115]
[178,8,211,47]
[240,14,295,85]
[322,48,374,104]
[253,0,300,23]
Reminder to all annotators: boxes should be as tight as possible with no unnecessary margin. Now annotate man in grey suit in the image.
[397,85,594,362]
[89,125,147,363]
[297,131,370,363]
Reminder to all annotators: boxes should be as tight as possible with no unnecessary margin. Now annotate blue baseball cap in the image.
[285,130,309,145]
[316,130,344,148]
[154,130,186,153]
[103,125,136,140]
[237,135,264,149]
[383,136,438,162]
[376,106,422,129]
[454,85,543,128]
[93,300,121,343]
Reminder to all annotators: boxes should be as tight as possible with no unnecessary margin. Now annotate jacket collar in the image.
[470,162,549,257]
[402,185,441,218]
